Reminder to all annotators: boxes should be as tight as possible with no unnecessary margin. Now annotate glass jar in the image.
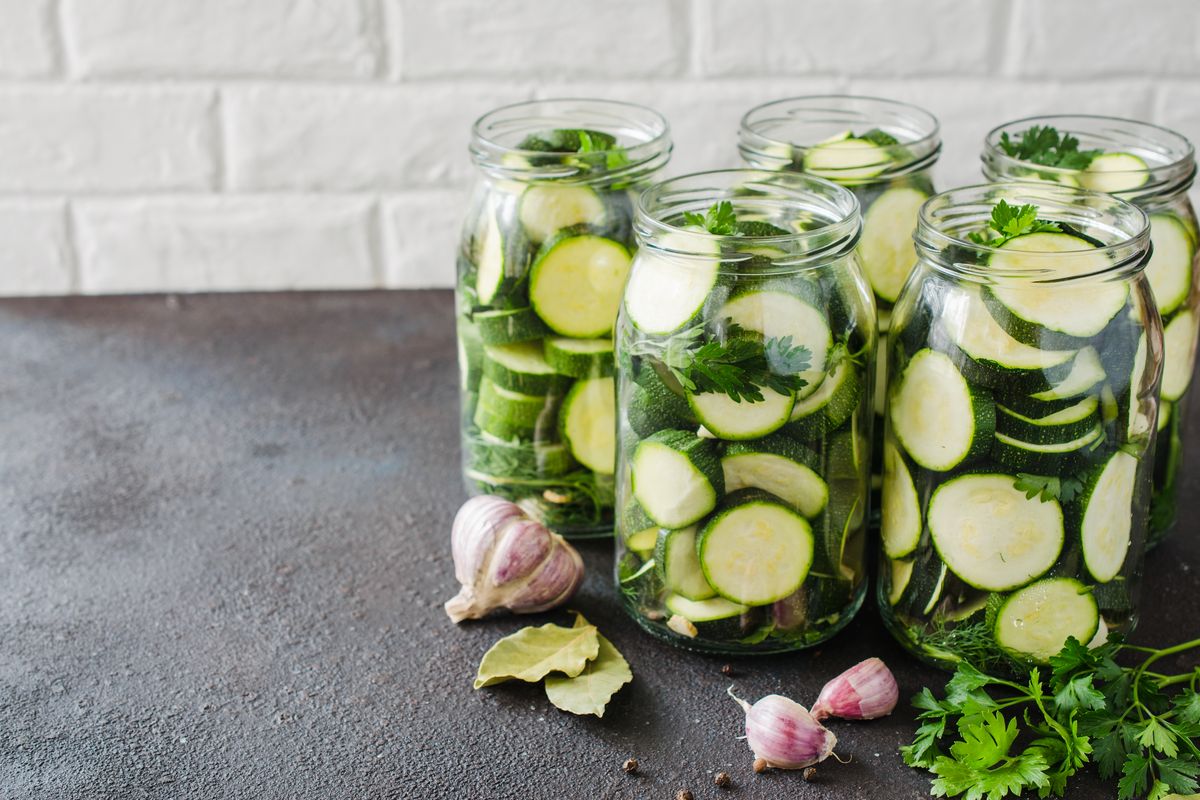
[739,95,941,519]
[878,183,1160,673]
[982,115,1198,547]
[456,99,671,537]
[614,169,875,653]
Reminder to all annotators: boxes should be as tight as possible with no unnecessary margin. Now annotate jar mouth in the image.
[635,169,862,272]
[916,182,1151,284]
[981,114,1197,201]
[739,95,942,181]
[470,98,671,183]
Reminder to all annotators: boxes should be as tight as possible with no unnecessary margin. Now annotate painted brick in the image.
[0,201,72,297]
[225,83,534,191]
[392,0,688,79]
[382,191,466,288]
[0,87,216,193]
[0,0,57,77]
[62,0,383,79]
[75,198,377,294]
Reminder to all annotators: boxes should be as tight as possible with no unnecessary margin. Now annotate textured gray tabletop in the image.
[1,291,1196,800]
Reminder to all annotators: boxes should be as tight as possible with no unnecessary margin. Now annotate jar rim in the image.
[738,95,942,180]
[916,182,1152,284]
[981,114,1196,201]
[470,98,672,183]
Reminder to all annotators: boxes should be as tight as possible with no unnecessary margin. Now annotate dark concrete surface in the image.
[0,290,1196,800]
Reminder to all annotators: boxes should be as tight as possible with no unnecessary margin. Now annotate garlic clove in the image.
[729,688,837,770]
[810,657,899,721]
[445,495,585,623]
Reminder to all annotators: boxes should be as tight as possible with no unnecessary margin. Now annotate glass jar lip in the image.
[738,95,942,179]
[635,168,862,270]
[981,114,1197,200]
[916,182,1152,283]
[470,97,672,183]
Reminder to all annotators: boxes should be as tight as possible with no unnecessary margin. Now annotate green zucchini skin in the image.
[995,396,1100,443]
[474,307,548,345]
[631,429,724,529]
[626,365,696,437]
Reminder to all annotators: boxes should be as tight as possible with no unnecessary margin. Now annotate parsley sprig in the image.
[903,635,1200,800]
[998,125,1102,171]
[629,321,811,403]
[1013,472,1087,504]
[968,199,1062,248]
[683,200,739,235]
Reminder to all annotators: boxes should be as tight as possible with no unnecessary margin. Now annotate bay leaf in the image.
[544,614,632,717]
[473,621,600,689]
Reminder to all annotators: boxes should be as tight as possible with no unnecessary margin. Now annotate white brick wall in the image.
[0,0,1197,296]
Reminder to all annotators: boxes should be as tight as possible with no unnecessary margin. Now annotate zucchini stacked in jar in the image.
[457,100,670,535]
[739,96,941,513]
[615,170,875,653]
[878,184,1160,674]
[982,116,1200,546]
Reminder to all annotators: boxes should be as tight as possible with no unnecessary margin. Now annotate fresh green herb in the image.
[543,613,633,718]
[998,125,1102,171]
[683,200,739,236]
[903,635,1200,800]
[968,199,1062,247]
[858,128,900,147]
[1013,472,1086,504]
[516,128,630,175]
[630,321,812,403]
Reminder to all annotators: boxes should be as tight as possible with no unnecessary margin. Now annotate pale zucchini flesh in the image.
[881,441,921,558]
[1080,451,1137,583]
[994,577,1099,662]
[558,377,616,474]
[891,349,994,472]
[698,495,815,606]
[859,187,927,303]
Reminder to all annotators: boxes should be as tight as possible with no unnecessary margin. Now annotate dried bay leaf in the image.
[544,613,632,717]
[473,621,600,689]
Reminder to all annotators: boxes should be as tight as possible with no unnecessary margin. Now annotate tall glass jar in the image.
[457,100,671,536]
[614,170,875,653]
[878,183,1160,673]
[739,96,941,518]
[983,115,1198,547]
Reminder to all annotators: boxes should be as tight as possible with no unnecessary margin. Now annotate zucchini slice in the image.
[1078,450,1137,583]
[543,336,613,378]
[786,356,862,440]
[881,441,921,558]
[558,377,615,474]
[1145,214,1195,317]
[687,387,794,440]
[482,341,565,395]
[891,349,995,472]
[474,307,548,345]
[655,526,717,601]
[803,137,893,182]
[623,230,721,335]
[716,288,832,399]
[457,318,484,392]
[1077,152,1150,194]
[995,396,1100,443]
[620,501,659,555]
[631,429,724,528]
[698,490,815,606]
[887,558,914,606]
[627,368,695,438]
[991,423,1103,474]
[1001,346,1106,417]
[1161,309,1197,401]
[859,186,928,303]
[994,577,1099,663]
[529,232,631,338]
[721,435,828,518]
[929,473,1064,592]
[518,184,606,244]
[664,594,750,639]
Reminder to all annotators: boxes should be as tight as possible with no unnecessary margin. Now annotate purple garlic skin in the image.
[444,495,584,623]
[730,689,837,770]
[811,657,899,721]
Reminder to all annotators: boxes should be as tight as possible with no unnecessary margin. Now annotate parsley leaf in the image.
[969,199,1062,247]
[682,200,739,235]
[998,125,1103,171]
[1053,674,1107,715]
[1013,471,1086,504]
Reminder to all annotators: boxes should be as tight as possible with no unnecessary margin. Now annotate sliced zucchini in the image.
[474,307,548,345]
[874,332,889,416]
[721,434,828,518]
[482,341,565,395]
[716,288,832,398]
[655,526,716,601]
[881,441,921,559]
[518,184,606,244]
[994,577,1099,663]
[859,186,927,303]
[785,356,862,440]
[887,558,914,606]
[1161,309,1197,401]
[664,594,750,639]
[543,336,613,378]
[627,367,695,437]
[687,387,794,440]
[1078,450,1137,583]
[457,318,484,392]
[922,564,948,616]
[803,137,893,182]
[1158,400,1172,432]
[996,396,1099,443]
[474,210,529,305]
[986,232,1126,342]
[698,490,815,606]
[620,501,659,555]
[891,349,995,472]
[1077,152,1150,194]
[928,473,1064,592]
[631,429,723,528]
[1145,214,1195,316]
[529,232,631,338]
[477,377,551,428]
[992,423,1103,474]
[558,377,615,474]
[624,230,721,335]
[1000,346,1106,417]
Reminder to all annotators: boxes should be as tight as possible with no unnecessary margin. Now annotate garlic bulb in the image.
[811,657,899,721]
[444,495,584,623]
[729,688,837,770]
